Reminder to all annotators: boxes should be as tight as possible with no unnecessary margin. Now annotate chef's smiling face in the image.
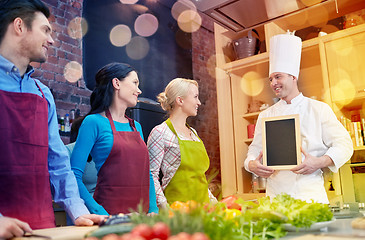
[269,72,297,102]
[19,12,54,63]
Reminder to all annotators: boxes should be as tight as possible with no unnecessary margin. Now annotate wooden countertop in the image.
[12,226,98,240]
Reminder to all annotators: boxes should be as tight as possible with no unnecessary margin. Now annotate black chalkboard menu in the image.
[262,114,302,170]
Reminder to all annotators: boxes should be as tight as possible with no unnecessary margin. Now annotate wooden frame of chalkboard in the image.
[262,114,302,170]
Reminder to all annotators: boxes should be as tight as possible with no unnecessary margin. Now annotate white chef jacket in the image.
[244,93,353,203]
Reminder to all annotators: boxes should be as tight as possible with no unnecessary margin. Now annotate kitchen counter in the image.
[11,218,365,240]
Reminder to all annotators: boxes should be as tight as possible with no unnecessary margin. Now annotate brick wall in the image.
[35,0,91,121]
[38,0,221,193]
[190,14,221,195]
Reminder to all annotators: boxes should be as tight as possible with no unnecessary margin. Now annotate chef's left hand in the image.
[74,214,106,226]
[291,148,334,175]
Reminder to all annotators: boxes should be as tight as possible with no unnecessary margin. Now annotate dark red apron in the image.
[93,110,150,214]
[0,81,55,229]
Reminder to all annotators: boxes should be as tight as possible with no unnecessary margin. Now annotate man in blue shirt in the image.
[0,0,104,238]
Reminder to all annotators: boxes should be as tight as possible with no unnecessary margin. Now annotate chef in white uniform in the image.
[244,32,353,204]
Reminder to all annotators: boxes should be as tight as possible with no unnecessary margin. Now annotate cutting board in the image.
[12,226,98,240]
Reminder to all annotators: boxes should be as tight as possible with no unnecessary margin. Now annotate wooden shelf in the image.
[244,138,253,144]
[354,146,365,151]
[242,111,261,120]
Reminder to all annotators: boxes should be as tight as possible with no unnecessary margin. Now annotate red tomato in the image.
[167,236,179,240]
[102,233,120,240]
[220,195,241,210]
[152,222,170,240]
[132,224,154,240]
[175,232,191,240]
[120,233,146,240]
[120,233,133,240]
[191,232,210,240]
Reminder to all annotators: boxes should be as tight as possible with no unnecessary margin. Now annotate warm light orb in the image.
[331,77,356,107]
[126,36,150,60]
[328,34,354,57]
[110,24,132,47]
[320,24,339,34]
[177,10,202,33]
[67,17,88,39]
[171,0,197,21]
[307,5,329,28]
[240,71,264,97]
[134,13,159,37]
[120,0,138,4]
[64,61,82,83]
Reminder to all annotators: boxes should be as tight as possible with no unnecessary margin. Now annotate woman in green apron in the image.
[147,78,217,209]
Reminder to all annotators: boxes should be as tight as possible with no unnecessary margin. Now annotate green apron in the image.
[164,119,210,204]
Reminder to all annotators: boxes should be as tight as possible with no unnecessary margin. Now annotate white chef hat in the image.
[269,31,302,78]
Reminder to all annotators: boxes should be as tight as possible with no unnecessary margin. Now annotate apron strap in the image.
[105,110,117,134]
[165,118,201,141]
[105,110,136,133]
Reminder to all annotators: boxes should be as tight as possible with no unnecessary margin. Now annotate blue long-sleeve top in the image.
[0,55,89,221]
[70,113,159,214]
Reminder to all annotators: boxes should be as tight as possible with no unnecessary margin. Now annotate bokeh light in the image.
[134,13,158,37]
[330,69,356,107]
[320,24,339,34]
[120,0,138,4]
[64,61,82,83]
[307,5,329,28]
[67,17,88,39]
[177,10,202,33]
[330,80,356,107]
[171,0,197,21]
[240,71,265,97]
[328,35,354,56]
[126,36,150,60]
[110,24,132,47]
[286,10,308,29]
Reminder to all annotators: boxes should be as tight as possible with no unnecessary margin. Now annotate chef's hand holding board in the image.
[262,114,302,170]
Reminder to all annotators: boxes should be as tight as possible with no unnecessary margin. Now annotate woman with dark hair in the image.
[70,62,158,215]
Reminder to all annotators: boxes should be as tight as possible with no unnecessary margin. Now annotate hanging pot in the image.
[232,29,260,60]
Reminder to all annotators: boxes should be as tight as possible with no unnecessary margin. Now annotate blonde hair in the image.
[157,78,198,113]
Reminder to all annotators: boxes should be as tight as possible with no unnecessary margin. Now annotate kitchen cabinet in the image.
[323,26,365,110]
[214,6,365,202]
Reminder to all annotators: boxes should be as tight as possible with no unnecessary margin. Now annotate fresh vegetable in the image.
[254,193,333,228]
[85,194,332,240]
[85,223,133,239]
[131,224,154,239]
[152,222,171,240]
[220,195,242,210]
